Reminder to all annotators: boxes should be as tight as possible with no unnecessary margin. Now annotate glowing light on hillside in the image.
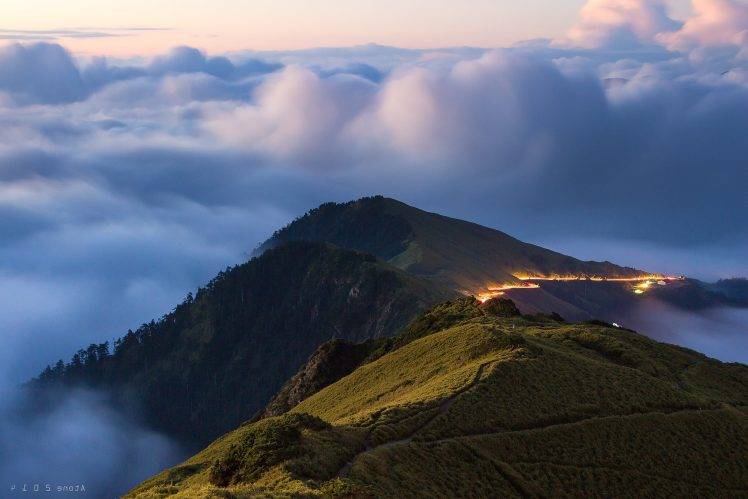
[474,274,682,302]
[632,280,658,295]
[475,282,540,303]
[477,291,505,303]
[513,274,682,283]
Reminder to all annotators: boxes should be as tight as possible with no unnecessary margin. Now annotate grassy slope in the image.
[382,198,646,291]
[128,298,748,498]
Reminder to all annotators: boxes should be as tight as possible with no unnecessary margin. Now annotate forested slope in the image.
[32,241,453,445]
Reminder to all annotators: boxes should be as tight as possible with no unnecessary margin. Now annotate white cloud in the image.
[204,66,376,167]
[659,0,748,56]
[560,0,680,49]
[559,0,748,66]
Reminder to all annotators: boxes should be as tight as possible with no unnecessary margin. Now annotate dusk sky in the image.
[2,0,696,54]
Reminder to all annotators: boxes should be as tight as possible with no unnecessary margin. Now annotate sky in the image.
[0,0,694,55]
[0,0,747,492]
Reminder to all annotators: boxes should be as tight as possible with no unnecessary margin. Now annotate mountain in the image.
[256,196,748,322]
[709,278,748,303]
[128,297,748,497]
[256,196,646,293]
[31,241,454,446]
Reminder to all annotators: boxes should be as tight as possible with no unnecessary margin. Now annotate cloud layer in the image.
[0,389,183,496]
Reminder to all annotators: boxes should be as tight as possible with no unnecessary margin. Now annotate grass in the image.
[127,298,748,498]
[291,320,525,425]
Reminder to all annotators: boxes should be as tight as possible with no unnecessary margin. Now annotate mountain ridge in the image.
[256,196,748,322]
[128,297,748,498]
[256,196,648,294]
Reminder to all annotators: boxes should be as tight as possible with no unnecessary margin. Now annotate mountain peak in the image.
[257,196,646,296]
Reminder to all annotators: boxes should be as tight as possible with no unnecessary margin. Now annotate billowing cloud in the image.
[560,0,748,63]
[196,48,747,254]
[0,43,282,105]
[553,0,748,73]
[149,46,282,79]
[203,66,377,166]
[659,0,748,56]
[0,43,86,104]
[560,0,679,49]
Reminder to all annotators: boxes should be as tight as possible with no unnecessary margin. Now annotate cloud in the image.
[199,48,747,253]
[0,43,86,104]
[625,301,748,363]
[658,0,748,55]
[0,44,745,317]
[0,28,122,40]
[560,0,680,49]
[559,0,748,64]
[0,43,282,105]
[0,389,183,496]
[149,46,282,80]
[204,66,377,166]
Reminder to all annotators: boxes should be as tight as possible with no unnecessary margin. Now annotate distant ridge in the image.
[256,196,646,294]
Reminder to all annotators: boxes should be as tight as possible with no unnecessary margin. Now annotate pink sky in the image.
[0,0,697,56]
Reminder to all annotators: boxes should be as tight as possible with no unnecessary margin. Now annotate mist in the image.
[0,387,184,496]
[625,301,748,364]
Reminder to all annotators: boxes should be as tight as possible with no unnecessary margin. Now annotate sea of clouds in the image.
[0,0,746,494]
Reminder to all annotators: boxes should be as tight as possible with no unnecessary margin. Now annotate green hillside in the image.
[128,298,748,498]
[256,196,646,293]
[31,241,453,446]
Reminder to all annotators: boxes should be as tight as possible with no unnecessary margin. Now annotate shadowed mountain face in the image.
[256,196,646,293]
[31,241,454,446]
[710,278,748,302]
[128,298,748,498]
